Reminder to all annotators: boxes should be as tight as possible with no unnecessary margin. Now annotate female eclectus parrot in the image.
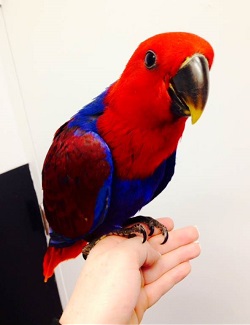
[42,32,214,281]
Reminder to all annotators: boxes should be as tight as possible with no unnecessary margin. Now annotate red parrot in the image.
[42,32,214,281]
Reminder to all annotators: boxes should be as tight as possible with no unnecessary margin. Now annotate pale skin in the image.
[60,218,200,324]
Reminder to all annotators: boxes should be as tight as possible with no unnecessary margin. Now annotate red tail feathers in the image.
[43,240,87,282]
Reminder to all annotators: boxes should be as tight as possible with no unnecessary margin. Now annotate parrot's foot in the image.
[82,223,147,259]
[82,217,168,259]
[123,216,168,245]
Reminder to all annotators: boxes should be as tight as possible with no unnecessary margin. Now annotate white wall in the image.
[0,55,27,173]
[1,0,250,323]
[0,4,42,196]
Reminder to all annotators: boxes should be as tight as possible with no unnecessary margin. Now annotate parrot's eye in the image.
[145,50,157,69]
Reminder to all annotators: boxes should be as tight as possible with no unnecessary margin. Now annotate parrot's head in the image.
[107,32,214,127]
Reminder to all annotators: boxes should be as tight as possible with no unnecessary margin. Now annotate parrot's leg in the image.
[82,223,147,259]
[123,216,168,245]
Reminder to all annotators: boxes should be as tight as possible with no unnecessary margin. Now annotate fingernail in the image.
[193,225,200,244]
[193,225,200,235]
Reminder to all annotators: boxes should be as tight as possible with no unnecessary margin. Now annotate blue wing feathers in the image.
[151,151,176,200]
[90,153,176,238]
[90,132,113,233]
[68,89,109,133]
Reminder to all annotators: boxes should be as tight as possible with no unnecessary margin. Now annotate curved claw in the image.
[161,227,169,244]
[124,216,169,244]
[124,224,147,243]
[148,224,155,237]
[137,224,147,243]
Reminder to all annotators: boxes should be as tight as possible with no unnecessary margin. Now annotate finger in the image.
[126,217,174,240]
[143,242,201,285]
[149,225,199,254]
[144,261,192,308]
[144,217,174,239]
[156,217,174,232]
[145,218,174,239]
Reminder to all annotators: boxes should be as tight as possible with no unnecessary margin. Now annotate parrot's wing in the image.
[42,127,113,239]
[151,151,176,200]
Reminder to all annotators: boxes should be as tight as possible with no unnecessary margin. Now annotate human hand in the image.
[60,218,200,324]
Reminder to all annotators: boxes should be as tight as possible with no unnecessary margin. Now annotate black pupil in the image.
[145,51,156,68]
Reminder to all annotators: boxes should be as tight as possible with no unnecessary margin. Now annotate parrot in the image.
[42,32,214,281]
